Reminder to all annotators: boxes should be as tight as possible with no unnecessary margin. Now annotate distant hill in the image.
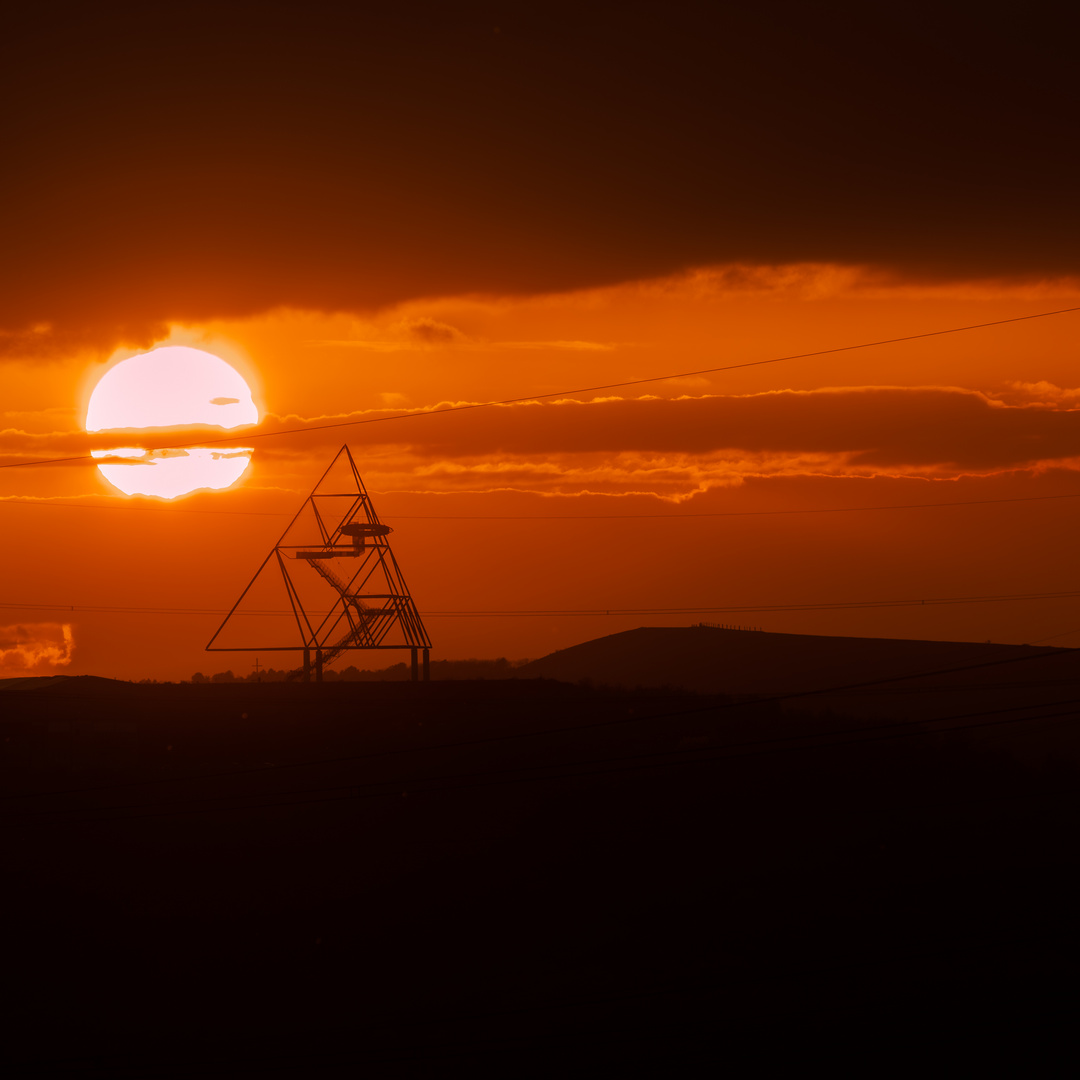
[0,674,129,694]
[15,629,1079,718]
[516,625,1080,720]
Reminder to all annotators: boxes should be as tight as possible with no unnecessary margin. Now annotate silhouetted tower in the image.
[206,445,431,681]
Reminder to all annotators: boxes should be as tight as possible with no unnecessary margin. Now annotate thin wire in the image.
[0,498,287,517]
[5,586,1080,618]
[2,303,1078,471]
[1030,626,1080,644]
[423,588,1080,616]
[390,490,1080,519]
[5,488,1080,522]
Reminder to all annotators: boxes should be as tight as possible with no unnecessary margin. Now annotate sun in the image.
[86,346,258,499]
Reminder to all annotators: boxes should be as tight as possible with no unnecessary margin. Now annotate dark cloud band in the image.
[2,4,1078,350]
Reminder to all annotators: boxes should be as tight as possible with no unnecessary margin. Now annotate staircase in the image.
[280,553,383,678]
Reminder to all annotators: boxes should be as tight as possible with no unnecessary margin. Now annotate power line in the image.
[2,303,1079,471]
[0,498,287,517]
[5,487,1080,522]
[4,586,1080,619]
[390,490,1080,519]
[1030,625,1080,644]
[423,589,1080,616]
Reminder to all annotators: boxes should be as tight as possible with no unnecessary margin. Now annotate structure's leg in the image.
[315,649,323,683]
[411,647,419,683]
[422,648,430,682]
[303,647,311,683]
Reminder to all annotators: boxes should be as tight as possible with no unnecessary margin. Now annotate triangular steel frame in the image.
[206,445,431,680]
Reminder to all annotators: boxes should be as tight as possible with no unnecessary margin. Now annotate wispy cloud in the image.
[308,337,615,352]
[494,340,615,351]
[0,623,74,672]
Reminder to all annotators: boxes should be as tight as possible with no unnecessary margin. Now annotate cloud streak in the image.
[3,8,1078,353]
[0,623,74,672]
[10,385,1080,499]
[251,386,1080,472]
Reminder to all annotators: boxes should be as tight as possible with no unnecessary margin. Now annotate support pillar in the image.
[422,648,430,682]
[315,649,323,683]
[302,647,311,683]
[411,647,419,683]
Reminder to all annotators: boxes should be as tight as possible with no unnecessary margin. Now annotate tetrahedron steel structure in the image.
[207,445,431,681]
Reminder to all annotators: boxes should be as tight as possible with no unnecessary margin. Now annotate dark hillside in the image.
[519,625,1080,721]
[1,668,1078,1071]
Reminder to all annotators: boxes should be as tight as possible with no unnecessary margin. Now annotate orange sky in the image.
[4,267,1080,679]
[3,8,1080,679]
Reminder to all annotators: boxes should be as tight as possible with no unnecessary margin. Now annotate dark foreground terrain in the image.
[2,638,1080,1072]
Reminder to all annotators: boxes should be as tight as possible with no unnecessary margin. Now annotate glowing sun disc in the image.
[86,346,258,499]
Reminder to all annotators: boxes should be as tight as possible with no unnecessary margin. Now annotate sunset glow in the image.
[5,9,1080,1062]
[85,346,257,498]
[0,9,1077,684]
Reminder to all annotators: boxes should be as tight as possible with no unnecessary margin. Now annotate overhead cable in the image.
[4,586,1080,619]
